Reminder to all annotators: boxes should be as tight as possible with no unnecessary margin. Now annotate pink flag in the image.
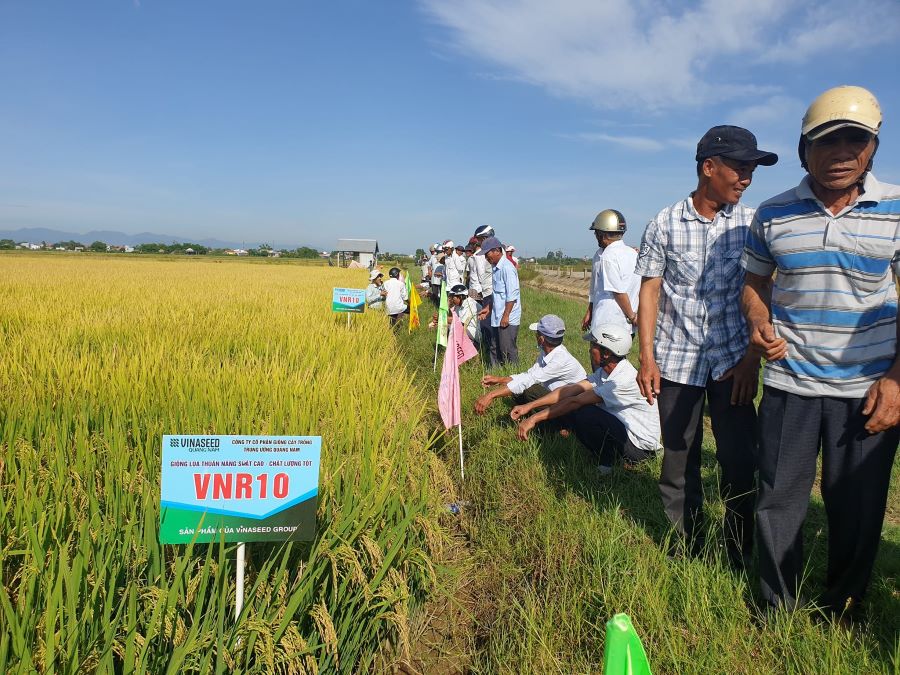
[452,311,478,366]
[438,313,475,429]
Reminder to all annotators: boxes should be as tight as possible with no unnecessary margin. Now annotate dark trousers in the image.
[657,376,757,565]
[513,384,550,404]
[573,405,656,467]
[480,294,495,360]
[493,324,519,367]
[756,387,899,611]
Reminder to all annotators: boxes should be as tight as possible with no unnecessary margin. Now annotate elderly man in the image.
[635,125,778,568]
[582,209,640,333]
[511,323,660,473]
[475,314,586,413]
[742,86,900,616]
[478,236,521,366]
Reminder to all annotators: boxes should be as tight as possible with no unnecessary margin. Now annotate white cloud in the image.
[726,95,806,128]
[757,0,900,64]
[419,0,898,110]
[565,132,666,152]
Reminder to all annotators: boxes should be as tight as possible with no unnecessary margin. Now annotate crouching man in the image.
[511,323,660,474]
[475,314,586,413]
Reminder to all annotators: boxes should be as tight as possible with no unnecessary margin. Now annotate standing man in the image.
[443,241,463,288]
[384,267,409,326]
[430,245,445,306]
[635,125,778,568]
[472,225,496,357]
[478,236,521,366]
[742,86,900,615]
[582,209,641,333]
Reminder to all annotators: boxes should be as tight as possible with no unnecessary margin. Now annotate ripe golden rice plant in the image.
[0,254,451,673]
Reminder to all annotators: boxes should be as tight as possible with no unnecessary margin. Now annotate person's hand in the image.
[862,371,900,433]
[478,307,489,321]
[581,309,592,331]
[500,315,510,328]
[481,375,501,386]
[510,405,527,421]
[716,354,760,405]
[748,321,788,361]
[516,417,535,441]
[474,394,492,415]
[637,354,661,405]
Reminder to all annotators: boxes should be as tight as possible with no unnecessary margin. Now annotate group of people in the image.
[365,266,410,325]
[447,85,899,622]
[419,229,523,366]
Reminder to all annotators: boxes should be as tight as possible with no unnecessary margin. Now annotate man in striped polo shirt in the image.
[636,125,778,569]
[742,86,900,617]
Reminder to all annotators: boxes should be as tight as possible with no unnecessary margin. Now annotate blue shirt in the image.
[742,173,900,398]
[491,255,521,327]
[635,196,754,386]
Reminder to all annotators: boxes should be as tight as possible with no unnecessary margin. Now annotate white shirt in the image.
[590,240,640,334]
[586,360,661,452]
[455,298,481,342]
[507,344,587,396]
[427,254,438,279]
[383,277,408,315]
[473,250,493,295]
[445,252,464,287]
[467,255,482,294]
[431,261,445,287]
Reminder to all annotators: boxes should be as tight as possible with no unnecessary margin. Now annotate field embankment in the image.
[0,254,454,673]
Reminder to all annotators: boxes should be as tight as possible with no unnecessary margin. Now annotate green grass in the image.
[398,277,900,674]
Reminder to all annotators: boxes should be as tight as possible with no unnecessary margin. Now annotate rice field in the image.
[0,254,451,673]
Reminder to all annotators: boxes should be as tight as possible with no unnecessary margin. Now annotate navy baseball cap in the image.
[480,236,503,252]
[529,314,566,339]
[696,125,778,166]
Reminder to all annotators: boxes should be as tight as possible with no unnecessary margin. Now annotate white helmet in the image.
[583,323,632,357]
[802,85,881,140]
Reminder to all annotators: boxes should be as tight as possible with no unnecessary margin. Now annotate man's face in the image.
[485,247,503,266]
[805,128,876,192]
[705,156,756,205]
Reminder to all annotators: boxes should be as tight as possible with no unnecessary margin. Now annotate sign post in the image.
[160,435,322,620]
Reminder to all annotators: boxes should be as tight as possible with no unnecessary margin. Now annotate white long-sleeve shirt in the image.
[507,345,587,395]
[383,278,408,315]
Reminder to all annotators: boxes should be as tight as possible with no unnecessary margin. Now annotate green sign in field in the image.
[332,287,366,313]
[160,435,321,543]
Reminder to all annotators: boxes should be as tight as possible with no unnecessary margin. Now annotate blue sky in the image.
[2,0,899,256]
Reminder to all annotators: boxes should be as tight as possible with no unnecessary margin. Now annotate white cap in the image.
[444,240,455,248]
[369,269,383,280]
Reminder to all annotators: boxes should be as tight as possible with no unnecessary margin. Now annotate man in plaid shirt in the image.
[635,125,777,568]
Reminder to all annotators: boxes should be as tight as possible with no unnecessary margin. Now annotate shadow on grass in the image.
[527,422,900,663]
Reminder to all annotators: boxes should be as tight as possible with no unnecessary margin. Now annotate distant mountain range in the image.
[0,227,322,251]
